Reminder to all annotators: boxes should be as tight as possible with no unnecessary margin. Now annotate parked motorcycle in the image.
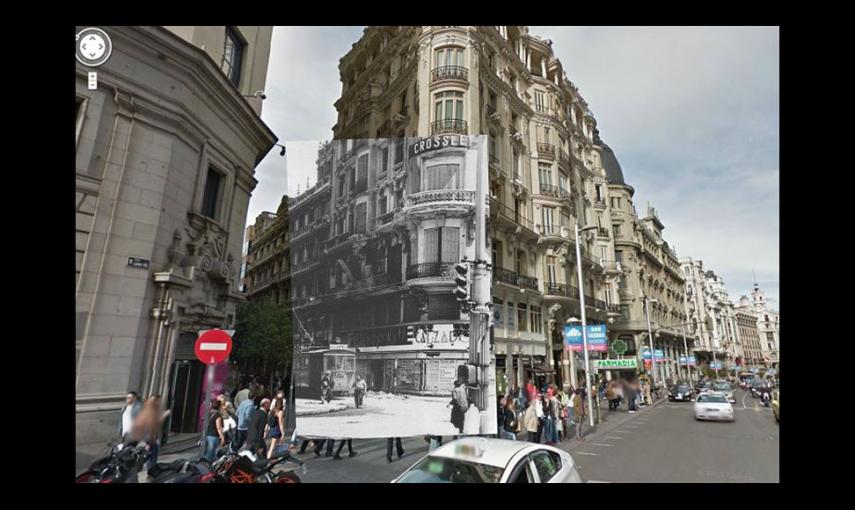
[761,390,771,407]
[212,447,306,483]
[76,440,151,483]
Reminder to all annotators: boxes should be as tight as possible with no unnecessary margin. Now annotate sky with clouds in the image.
[248,26,779,305]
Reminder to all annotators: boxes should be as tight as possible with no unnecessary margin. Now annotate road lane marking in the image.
[742,393,748,409]
[575,452,600,456]
[592,443,613,447]
[604,436,623,440]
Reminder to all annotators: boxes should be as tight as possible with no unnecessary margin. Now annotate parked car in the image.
[712,380,735,403]
[668,384,693,402]
[694,391,735,422]
[391,438,583,483]
[771,390,779,423]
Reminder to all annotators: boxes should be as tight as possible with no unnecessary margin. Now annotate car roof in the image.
[428,438,537,468]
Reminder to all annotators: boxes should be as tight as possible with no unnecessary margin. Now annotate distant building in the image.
[243,201,290,303]
[736,281,779,369]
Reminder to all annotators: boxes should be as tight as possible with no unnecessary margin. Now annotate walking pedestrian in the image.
[496,396,507,438]
[130,395,169,470]
[386,437,404,462]
[264,397,285,459]
[573,388,586,440]
[244,398,268,457]
[320,371,334,404]
[543,389,560,445]
[217,394,237,445]
[119,392,142,442]
[449,380,467,433]
[523,398,540,443]
[626,381,637,414]
[203,399,226,462]
[313,438,336,457]
[233,378,251,408]
[352,375,367,408]
[334,438,357,459]
[501,399,517,440]
[233,391,255,451]
[606,381,617,411]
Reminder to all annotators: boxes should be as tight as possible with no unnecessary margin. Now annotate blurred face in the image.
[126,394,134,404]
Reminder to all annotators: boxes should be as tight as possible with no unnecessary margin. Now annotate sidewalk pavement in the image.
[558,395,667,450]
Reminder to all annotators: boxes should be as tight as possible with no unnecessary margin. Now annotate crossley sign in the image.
[409,135,471,156]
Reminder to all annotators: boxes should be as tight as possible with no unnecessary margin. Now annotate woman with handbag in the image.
[264,398,286,460]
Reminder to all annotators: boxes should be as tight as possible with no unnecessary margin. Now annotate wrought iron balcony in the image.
[406,262,453,279]
[377,210,395,225]
[490,197,535,232]
[537,142,555,160]
[431,119,468,135]
[431,66,469,84]
[559,150,571,168]
[495,267,539,291]
[539,184,559,198]
[543,283,580,299]
[407,189,474,207]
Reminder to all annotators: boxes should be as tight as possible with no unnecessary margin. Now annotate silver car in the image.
[712,380,736,403]
[694,391,735,422]
[391,437,583,483]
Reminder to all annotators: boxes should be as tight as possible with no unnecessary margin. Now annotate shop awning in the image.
[530,363,555,374]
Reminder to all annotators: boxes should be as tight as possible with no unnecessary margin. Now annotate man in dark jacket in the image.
[243,398,269,456]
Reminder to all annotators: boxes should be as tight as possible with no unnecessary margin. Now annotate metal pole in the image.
[643,298,659,393]
[199,362,214,458]
[469,138,491,433]
[574,224,594,428]
[681,324,691,383]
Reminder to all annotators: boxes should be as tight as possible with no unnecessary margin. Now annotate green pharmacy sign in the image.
[594,359,638,370]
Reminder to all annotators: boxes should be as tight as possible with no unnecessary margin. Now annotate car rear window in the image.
[697,394,728,403]
[396,456,504,483]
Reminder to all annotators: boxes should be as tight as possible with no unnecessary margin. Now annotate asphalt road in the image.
[562,389,779,483]
[290,436,432,483]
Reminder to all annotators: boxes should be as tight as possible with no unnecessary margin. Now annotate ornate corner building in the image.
[75,26,276,468]
[288,135,488,397]
[324,26,651,392]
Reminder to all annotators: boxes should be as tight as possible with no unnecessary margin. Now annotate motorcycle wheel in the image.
[274,472,301,483]
[75,471,98,483]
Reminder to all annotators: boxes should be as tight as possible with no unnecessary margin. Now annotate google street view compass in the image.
[76,27,112,90]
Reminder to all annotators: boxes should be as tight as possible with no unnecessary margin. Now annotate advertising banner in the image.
[563,324,608,352]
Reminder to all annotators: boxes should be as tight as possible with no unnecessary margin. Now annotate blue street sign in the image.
[679,355,688,366]
[687,356,696,366]
[641,348,664,362]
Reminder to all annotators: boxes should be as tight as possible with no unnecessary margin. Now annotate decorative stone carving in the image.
[184,213,234,284]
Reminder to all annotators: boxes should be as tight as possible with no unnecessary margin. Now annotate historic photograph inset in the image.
[289,135,496,438]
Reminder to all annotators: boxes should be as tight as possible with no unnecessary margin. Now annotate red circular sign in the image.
[194,329,233,365]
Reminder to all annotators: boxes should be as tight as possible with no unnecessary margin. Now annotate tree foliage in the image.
[231,299,292,382]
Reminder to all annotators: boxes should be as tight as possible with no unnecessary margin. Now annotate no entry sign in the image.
[194,329,233,365]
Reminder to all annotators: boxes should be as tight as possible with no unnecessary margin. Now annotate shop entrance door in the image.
[167,359,205,434]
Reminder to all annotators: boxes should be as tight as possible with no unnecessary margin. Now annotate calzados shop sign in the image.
[410,135,470,156]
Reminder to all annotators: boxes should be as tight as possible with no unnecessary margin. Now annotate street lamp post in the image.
[574,223,598,428]
[643,297,659,393]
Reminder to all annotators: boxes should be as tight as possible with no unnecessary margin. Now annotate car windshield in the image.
[713,382,730,390]
[697,394,728,403]
[396,456,505,483]
[676,385,690,392]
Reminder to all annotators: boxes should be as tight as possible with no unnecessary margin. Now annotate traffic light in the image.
[453,262,470,302]
[457,364,477,385]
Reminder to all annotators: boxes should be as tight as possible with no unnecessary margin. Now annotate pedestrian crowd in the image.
[493,378,591,445]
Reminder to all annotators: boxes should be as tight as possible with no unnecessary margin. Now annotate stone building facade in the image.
[75,26,275,468]
[736,282,779,369]
[328,26,624,392]
[734,309,763,368]
[243,198,291,304]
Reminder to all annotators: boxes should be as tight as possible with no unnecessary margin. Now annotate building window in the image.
[221,27,245,86]
[559,173,569,196]
[538,163,552,187]
[507,301,515,329]
[612,223,621,237]
[378,195,388,215]
[541,207,555,235]
[423,164,460,190]
[530,306,542,334]
[201,166,224,220]
[355,203,367,234]
[546,256,557,284]
[534,90,546,113]
[424,227,460,264]
[356,155,368,192]
[379,147,389,174]
[611,196,621,209]
[517,303,528,332]
[394,137,404,164]
[434,90,464,127]
[435,46,464,68]
[494,298,504,327]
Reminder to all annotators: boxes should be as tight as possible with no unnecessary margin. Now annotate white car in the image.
[712,380,736,403]
[694,391,735,422]
[391,437,583,483]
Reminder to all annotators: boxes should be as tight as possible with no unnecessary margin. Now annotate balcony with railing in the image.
[537,142,555,160]
[593,198,607,209]
[543,282,580,299]
[431,66,469,84]
[377,210,395,226]
[495,267,539,291]
[406,262,453,280]
[597,227,610,238]
[431,119,468,135]
[539,224,568,239]
[602,259,622,274]
[559,149,571,168]
[539,184,559,198]
[490,197,536,234]
[407,189,474,208]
